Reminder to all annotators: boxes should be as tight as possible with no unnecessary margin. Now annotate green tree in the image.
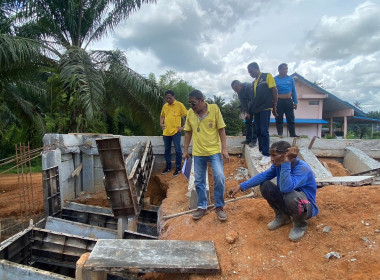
[15,0,161,133]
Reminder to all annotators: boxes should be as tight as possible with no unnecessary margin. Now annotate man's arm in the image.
[160,116,165,130]
[182,131,192,159]
[218,127,229,162]
[291,78,298,109]
[271,86,278,117]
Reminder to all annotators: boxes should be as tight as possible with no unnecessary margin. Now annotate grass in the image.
[0,157,42,174]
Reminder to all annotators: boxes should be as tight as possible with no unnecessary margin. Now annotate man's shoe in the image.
[248,142,257,148]
[259,156,271,165]
[289,220,308,242]
[161,167,171,175]
[268,213,292,230]
[192,208,207,220]
[215,207,227,221]
[241,140,251,145]
[173,169,181,177]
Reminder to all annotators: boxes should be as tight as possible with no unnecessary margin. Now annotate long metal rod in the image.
[162,192,255,220]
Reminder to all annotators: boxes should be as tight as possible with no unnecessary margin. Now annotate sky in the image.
[91,0,380,113]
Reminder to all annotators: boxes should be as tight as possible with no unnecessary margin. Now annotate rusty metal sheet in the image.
[85,240,220,274]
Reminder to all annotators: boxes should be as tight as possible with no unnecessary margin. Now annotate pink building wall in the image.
[269,77,327,138]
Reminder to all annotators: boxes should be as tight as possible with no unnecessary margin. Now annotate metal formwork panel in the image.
[96,138,154,219]
[96,137,135,218]
[31,228,97,269]
[42,166,61,218]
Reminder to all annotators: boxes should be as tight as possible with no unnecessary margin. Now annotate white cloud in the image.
[91,0,380,112]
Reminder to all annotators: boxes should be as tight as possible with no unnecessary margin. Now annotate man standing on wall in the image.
[160,90,188,177]
[183,90,230,221]
[247,62,278,165]
[274,63,299,137]
[231,80,257,148]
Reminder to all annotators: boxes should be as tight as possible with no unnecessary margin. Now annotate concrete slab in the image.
[343,146,380,174]
[316,176,374,186]
[84,239,220,274]
[298,147,333,179]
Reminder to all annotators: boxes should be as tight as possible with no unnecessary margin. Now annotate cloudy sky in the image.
[92,0,380,113]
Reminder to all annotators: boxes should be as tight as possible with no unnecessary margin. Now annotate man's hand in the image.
[160,123,166,130]
[245,113,250,119]
[293,103,298,110]
[177,126,184,132]
[284,146,299,161]
[182,151,190,160]
[272,106,278,117]
[222,149,230,162]
[228,185,241,198]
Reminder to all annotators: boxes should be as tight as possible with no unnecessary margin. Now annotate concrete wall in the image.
[42,134,245,204]
[42,133,380,205]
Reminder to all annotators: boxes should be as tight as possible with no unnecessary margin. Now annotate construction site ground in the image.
[0,156,379,279]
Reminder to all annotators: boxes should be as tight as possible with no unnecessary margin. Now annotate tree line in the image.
[0,0,243,159]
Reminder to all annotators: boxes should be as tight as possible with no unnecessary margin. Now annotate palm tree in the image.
[14,0,161,133]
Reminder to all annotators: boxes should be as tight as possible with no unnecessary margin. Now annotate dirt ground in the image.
[0,157,379,279]
[143,156,380,280]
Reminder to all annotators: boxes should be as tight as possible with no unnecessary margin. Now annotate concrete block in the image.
[298,147,332,179]
[82,154,95,193]
[41,149,61,170]
[343,146,380,174]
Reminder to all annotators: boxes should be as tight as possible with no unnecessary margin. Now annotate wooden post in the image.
[330,117,334,136]
[117,217,128,239]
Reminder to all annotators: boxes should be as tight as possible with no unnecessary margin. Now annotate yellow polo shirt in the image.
[184,103,226,156]
[253,73,276,110]
[161,100,188,136]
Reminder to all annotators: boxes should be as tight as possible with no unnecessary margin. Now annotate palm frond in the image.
[59,47,105,119]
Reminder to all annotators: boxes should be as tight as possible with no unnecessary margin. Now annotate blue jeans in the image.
[194,154,225,209]
[254,110,271,156]
[163,132,182,170]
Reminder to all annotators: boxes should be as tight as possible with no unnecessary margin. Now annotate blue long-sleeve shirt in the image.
[274,75,298,104]
[240,158,318,216]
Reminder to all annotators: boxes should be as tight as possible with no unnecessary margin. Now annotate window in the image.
[309,100,319,105]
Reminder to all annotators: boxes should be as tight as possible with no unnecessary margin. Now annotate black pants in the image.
[259,181,312,219]
[245,111,258,144]
[275,99,296,136]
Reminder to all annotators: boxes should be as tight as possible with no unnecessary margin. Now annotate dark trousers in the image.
[275,99,296,136]
[254,110,271,156]
[163,131,182,170]
[260,181,312,219]
[245,112,258,144]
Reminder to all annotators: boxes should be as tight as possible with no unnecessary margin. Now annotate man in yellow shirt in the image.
[160,90,188,177]
[183,90,230,221]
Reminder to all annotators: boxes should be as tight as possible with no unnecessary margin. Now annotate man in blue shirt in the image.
[274,63,299,137]
[229,140,318,241]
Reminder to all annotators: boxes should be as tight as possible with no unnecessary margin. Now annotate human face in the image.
[232,84,242,94]
[270,150,285,167]
[188,98,203,113]
[248,67,260,79]
[165,94,175,105]
[279,66,288,76]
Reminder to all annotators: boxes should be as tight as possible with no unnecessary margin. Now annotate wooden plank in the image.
[84,240,220,274]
